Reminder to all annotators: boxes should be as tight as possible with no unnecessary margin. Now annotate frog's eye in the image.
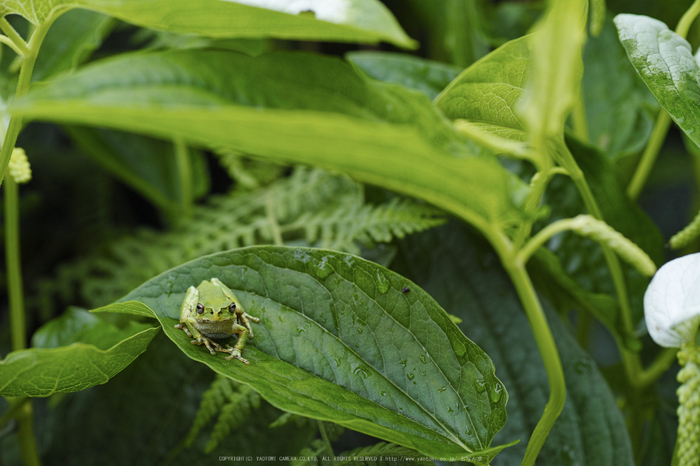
[229,302,236,313]
[196,303,205,314]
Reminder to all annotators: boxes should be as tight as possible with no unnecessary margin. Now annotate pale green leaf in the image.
[32,8,115,82]
[12,49,526,233]
[94,246,510,462]
[0,308,158,397]
[5,0,416,48]
[435,35,531,144]
[520,0,588,149]
[614,14,700,148]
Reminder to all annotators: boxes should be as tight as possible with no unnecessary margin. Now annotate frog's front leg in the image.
[235,308,260,339]
[219,324,251,365]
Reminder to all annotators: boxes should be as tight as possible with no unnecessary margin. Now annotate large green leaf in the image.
[0,308,158,397]
[435,35,530,143]
[94,246,511,462]
[614,14,700,148]
[346,51,461,100]
[12,49,526,233]
[7,0,415,48]
[394,222,634,465]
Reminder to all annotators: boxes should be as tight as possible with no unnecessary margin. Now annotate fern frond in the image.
[185,374,261,452]
[292,439,326,466]
[215,150,286,190]
[336,442,425,465]
[33,168,357,310]
[185,375,238,446]
[285,197,446,254]
[204,385,261,452]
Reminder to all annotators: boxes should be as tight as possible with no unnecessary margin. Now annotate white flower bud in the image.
[644,253,700,348]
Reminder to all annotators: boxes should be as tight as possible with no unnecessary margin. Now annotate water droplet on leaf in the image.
[489,383,503,403]
[375,271,389,293]
[353,365,370,379]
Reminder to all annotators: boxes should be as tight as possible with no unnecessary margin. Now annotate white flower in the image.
[644,253,700,348]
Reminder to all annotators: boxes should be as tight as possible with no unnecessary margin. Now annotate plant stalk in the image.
[490,229,566,466]
[5,176,24,350]
[174,138,193,219]
[0,18,28,55]
[317,421,336,466]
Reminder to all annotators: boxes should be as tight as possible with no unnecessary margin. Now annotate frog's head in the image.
[194,279,239,322]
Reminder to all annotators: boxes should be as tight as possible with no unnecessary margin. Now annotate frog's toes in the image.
[174,323,193,338]
[225,349,250,365]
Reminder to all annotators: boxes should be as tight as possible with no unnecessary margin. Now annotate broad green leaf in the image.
[95,246,510,462]
[519,0,587,149]
[394,222,634,465]
[614,14,700,148]
[0,308,158,397]
[63,126,209,216]
[32,9,115,82]
[346,51,461,100]
[435,35,531,144]
[582,17,656,159]
[33,332,317,464]
[13,49,527,233]
[7,0,415,49]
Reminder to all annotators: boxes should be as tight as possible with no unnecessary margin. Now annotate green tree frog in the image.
[175,278,260,364]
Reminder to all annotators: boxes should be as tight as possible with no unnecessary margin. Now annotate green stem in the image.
[490,230,565,466]
[5,176,24,351]
[676,0,700,38]
[4,176,40,466]
[174,138,193,219]
[0,35,24,57]
[0,18,28,55]
[0,14,58,187]
[571,89,589,143]
[517,217,579,263]
[627,0,700,201]
[16,402,40,466]
[626,111,671,201]
[0,397,27,431]
[635,348,679,388]
[317,421,336,466]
